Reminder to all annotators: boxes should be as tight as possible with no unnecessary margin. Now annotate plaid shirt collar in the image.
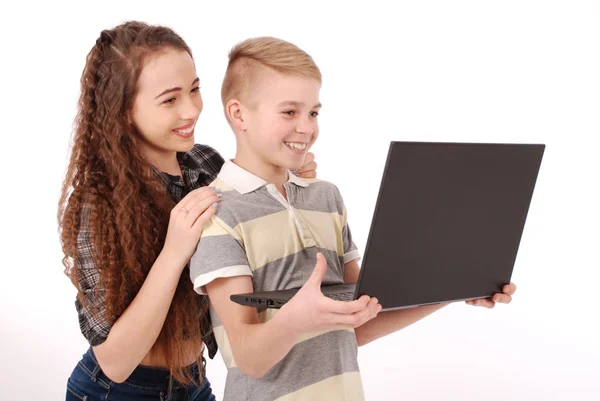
[154,151,216,192]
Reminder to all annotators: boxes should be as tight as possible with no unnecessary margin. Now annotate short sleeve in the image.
[190,215,252,295]
[331,184,360,264]
[342,223,360,264]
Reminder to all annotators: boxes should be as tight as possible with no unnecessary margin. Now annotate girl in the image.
[58,21,317,401]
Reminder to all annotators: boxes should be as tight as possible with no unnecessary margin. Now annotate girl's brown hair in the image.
[58,21,203,384]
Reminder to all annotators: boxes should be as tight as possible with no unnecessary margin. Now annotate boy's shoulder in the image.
[300,177,344,198]
[205,176,267,231]
[207,176,234,192]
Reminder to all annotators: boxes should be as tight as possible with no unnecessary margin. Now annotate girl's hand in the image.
[162,186,222,268]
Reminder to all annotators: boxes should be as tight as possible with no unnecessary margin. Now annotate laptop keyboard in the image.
[326,291,355,302]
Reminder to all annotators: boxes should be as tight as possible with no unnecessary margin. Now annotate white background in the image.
[1,1,598,400]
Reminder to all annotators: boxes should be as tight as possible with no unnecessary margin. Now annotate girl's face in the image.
[131,48,202,168]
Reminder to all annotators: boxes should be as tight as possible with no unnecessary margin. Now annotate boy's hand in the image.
[279,253,382,335]
[295,152,317,178]
[465,283,517,309]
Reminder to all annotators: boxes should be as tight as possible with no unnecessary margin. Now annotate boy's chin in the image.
[270,158,304,172]
[266,152,306,172]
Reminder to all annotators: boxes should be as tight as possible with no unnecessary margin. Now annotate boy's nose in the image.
[295,123,314,135]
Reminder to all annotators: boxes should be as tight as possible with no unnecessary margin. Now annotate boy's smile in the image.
[284,141,308,153]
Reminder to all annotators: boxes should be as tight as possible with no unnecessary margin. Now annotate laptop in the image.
[231,141,545,311]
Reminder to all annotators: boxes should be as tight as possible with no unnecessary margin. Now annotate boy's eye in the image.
[310,111,319,117]
[191,86,201,93]
[283,110,295,116]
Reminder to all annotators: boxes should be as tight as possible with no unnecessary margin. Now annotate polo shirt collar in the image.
[219,160,309,194]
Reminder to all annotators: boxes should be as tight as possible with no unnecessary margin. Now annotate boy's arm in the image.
[206,254,379,379]
[344,260,445,346]
[345,261,518,346]
[205,275,301,379]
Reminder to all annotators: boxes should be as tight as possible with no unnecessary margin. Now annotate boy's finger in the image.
[324,295,370,314]
[492,293,512,304]
[503,283,517,296]
[474,299,495,308]
[306,253,327,287]
[367,297,382,314]
[332,304,375,328]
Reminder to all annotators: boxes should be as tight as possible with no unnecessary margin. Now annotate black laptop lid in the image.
[355,141,545,309]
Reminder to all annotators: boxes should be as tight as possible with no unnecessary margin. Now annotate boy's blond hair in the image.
[221,37,322,113]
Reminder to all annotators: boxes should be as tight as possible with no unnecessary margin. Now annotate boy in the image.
[190,37,516,401]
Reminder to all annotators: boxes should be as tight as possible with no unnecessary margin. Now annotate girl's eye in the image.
[192,86,201,93]
[283,110,295,116]
[164,98,176,105]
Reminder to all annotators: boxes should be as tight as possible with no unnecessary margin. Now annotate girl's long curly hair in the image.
[58,21,203,384]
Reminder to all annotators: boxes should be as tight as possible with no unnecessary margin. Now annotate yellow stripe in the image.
[274,372,364,401]
[211,178,235,192]
[239,211,303,271]
[239,210,345,271]
[296,210,345,255]
[201,217,229,238]
[202,215,242,242]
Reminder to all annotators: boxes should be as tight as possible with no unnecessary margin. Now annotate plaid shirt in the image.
[75,144,224,359]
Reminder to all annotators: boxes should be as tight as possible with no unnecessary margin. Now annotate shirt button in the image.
[268,186,277,194]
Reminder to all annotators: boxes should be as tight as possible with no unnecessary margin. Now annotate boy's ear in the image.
[226,99,246,132]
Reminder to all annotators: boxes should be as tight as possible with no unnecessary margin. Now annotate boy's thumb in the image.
[308,252,327,287]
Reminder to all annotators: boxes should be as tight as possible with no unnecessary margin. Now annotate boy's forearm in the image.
[354,303,447,346]
[232,311,300,378]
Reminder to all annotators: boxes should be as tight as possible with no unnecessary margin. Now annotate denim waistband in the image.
[80,347,204,390]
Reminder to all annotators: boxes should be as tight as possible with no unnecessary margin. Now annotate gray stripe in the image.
[223,330,359,401]
[215,189,287,228]
[216,180,344,229]
[190,235,248,280]
[252,247,345,292]
[286,180,345,215]
[343,225,358,255]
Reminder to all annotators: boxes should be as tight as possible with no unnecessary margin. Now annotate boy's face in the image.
[241,70,321,171]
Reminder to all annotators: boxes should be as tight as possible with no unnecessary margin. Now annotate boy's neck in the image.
[233,151,289,193]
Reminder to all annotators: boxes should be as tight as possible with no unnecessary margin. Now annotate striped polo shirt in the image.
[190,160,364,401]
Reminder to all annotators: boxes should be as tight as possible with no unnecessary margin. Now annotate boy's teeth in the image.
[285,142,306,150]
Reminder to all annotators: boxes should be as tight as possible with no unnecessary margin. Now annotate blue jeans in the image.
[65,348,217,401]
